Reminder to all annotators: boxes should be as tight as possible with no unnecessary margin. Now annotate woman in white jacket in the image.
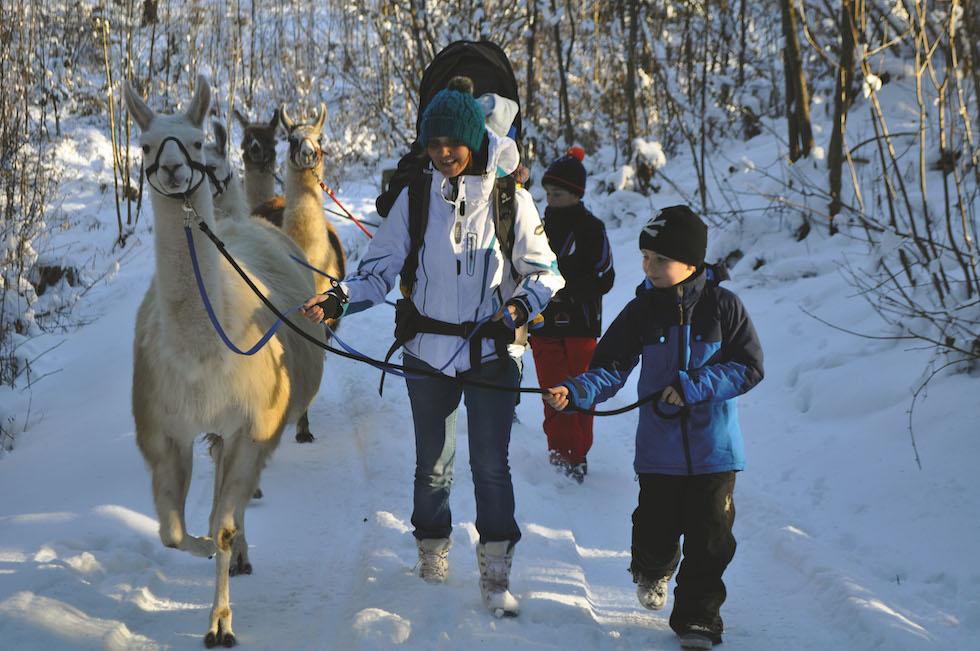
[302,77,563,616]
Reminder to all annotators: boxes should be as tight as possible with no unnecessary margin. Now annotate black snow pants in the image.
[630,471,737,639]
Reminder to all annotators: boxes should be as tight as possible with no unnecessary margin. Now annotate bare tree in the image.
[827,0,860,230]
[780,0,814,161]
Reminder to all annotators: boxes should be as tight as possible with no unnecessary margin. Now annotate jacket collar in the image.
[544,202,588,223]
[636,267,708,313]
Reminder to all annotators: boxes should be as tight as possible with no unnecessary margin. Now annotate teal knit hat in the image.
[419,82,486,152]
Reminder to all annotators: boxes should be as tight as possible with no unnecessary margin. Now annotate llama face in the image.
[235,108,279,169]
[204,121,234,197]
[280,103,326,171]
[124,75,212,198]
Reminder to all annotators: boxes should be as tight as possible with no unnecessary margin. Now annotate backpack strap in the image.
[491,175,520,283]
[400,173,433,298]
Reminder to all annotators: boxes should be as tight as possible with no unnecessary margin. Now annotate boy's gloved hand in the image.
[544,386,570,411]
[661,385,686,407]
[301,285,348,324]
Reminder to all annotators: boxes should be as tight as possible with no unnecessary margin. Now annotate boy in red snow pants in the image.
[530,147,614,482]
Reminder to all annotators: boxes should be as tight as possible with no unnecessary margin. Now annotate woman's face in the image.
[427,139,472,178]
[641,249,696,288]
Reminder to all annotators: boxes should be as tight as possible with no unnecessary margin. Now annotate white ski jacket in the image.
[341,130,564,375]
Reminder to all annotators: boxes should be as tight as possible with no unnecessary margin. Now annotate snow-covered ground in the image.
[1,103,978,651]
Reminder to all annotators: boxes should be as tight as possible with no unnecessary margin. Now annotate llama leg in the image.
[205,439,267,645]
[206,438,255,577]
[229,501,252,576]
[295,410,315,443]
[141,431,214,558]
[225,437,259,576]
[206,532,235,648]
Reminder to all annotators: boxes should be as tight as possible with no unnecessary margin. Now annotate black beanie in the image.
[542,147,587,197]
[638,205,707,268]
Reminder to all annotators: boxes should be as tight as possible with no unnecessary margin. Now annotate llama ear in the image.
[314,103,327,131]
[184,75,212,128]
[212,121,228,155]
[123,82,154,132]
[233,108,249,129]
[279,104,294,131]
[268,108,281,130]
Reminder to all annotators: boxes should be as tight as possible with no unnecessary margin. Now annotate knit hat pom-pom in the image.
[567,146,586,162]
[447,76,475,95]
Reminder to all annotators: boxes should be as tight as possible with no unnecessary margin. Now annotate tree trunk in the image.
[550,0,574,147]
[963,0,980,141]
[780,0,814,161]
[525,0,538,162]
[141,0,158,26]
[828,0,857,229]
[624,0,640,159]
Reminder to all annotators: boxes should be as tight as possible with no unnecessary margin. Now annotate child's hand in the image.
[544,386,570,411]
[661,385,686,406]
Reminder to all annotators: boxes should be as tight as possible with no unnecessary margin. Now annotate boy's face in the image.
[543,184,580,208]
[427,138,472,178]
[641,249,696,288]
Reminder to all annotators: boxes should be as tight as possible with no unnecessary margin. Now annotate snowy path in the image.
[2,183,978,649]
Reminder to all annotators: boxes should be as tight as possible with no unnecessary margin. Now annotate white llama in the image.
[125,76,325,647]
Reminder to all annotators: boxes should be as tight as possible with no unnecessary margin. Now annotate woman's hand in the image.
[544,386,570,411]
[301,287,345,324]
[492,304,521,323]
[300,294,329,324]
[492,301,528,328]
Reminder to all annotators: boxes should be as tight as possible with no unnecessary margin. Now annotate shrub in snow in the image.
[631,139,667,195]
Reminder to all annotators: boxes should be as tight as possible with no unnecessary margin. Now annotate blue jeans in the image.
[404,354,522,545]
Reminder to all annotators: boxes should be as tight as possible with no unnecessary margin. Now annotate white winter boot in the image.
[476,541,519,617]
[416,538,451,584]
[635,572,671,611]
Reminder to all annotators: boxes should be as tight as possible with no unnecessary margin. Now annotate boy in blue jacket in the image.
[544,205,763,649]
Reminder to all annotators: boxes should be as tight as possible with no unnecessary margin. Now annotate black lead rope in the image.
[192,219,679,418]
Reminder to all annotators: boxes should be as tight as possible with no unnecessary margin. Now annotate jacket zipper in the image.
[677,286,694,475]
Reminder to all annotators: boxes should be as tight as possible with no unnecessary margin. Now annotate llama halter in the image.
[204,164,234,199]
[144,136,209,199]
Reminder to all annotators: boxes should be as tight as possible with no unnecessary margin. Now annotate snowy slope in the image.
[1,114,978,651]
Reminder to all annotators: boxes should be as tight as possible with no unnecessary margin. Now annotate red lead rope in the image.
[312,170,374,239]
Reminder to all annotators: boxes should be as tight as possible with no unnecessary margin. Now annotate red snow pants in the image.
[529,335,597,465]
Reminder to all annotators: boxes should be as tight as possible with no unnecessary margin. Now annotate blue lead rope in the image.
[189,226,416,374]
[290,253,340,284]
[186,226,296,356]
[189,225,499,375]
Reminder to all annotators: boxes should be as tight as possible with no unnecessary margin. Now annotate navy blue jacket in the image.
[562,268,764,475]
[531,203,614,338]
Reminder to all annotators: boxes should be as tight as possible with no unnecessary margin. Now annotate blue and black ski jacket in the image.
[562,268,764,475]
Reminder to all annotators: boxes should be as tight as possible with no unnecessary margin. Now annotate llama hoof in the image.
[184,535,216,559]
[228,557,252,577]
[252,487,263,499]
[204,620,236,648]
[295,431,315,443]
